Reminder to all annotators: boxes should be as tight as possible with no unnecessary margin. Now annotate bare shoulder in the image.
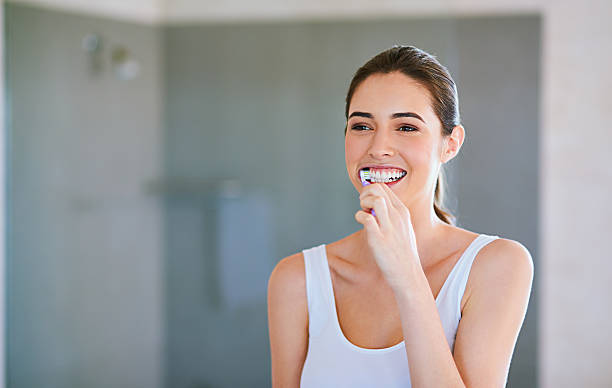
[477,238,534,277]
[269,251,306,282]
[465,237,534,305]
[268,251,308,321]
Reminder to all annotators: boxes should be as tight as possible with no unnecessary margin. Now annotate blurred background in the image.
[1,0,610,387]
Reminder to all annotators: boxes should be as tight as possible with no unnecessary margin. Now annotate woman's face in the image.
[345,72,446,206]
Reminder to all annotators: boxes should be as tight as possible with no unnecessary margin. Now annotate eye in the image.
[399,125,418,132]
[351,124,372,131]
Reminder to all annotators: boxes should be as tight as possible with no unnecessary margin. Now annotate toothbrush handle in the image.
[360,180,376,217]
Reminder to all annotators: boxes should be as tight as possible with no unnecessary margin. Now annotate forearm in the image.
[393,265,466,388]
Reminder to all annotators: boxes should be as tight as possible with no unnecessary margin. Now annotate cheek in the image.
[345,136,365,187]
[344,135,364,162]
[399,144,435,180]
[409,141,435,163]
[414,150,433,166]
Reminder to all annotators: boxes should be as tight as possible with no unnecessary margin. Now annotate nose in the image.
[368,128,396,158]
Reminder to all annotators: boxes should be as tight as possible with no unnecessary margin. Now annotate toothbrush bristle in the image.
[360,169,370,180]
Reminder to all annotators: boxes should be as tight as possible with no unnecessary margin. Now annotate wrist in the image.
[391,261,430,303]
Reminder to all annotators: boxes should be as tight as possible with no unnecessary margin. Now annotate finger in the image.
[360,182,392,205]
[376,182,410,218]
[361,184,410,235]
[360,183,396,216]
[359,194,392,229]
[355,210,382,238]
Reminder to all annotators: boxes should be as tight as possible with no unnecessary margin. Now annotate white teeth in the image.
[367,169,406,183]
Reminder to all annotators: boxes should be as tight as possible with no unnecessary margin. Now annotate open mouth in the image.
[359,167,407,185]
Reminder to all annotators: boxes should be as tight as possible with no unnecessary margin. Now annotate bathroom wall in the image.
[5,4,164,388]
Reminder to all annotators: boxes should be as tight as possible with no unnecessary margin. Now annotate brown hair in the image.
[344,45,459,225]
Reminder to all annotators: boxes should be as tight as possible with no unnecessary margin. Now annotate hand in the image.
[355,183,420,291]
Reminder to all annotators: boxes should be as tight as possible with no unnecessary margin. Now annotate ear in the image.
[441,125,465,164]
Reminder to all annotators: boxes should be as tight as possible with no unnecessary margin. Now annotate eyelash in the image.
[350,124,418,132]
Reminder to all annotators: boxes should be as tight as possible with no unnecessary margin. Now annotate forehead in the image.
[349,72,437,124]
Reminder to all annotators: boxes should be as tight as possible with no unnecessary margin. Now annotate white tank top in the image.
[299,234,500,387]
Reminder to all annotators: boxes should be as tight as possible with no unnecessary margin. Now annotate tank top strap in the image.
[440,234,500,317]
[302,244,333,338]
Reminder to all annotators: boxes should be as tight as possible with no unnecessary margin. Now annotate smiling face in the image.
[345,71,448,206]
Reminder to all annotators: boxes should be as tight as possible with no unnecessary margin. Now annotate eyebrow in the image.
[348,111,426,124]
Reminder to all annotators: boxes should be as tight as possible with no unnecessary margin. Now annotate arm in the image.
[394,238,534,388]
[267,253,309,388]
[453,239,534,387]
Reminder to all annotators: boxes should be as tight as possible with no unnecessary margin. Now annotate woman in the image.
[267,45,533,387]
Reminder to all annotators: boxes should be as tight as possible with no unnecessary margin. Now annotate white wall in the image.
[8,0,165,23]
[3,0,611,387]
[0,0,5,387]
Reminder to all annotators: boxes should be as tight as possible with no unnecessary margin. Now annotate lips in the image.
[359,164,407,172]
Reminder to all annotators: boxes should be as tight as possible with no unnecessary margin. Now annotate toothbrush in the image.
[359,169,376,217]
